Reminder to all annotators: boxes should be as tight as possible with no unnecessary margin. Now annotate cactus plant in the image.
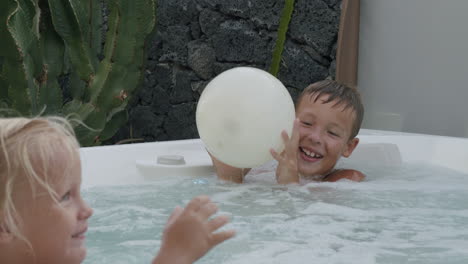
[270,0,295,77]
[0,0,156,146]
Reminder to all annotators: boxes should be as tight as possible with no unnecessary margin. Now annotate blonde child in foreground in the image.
[210,79,365,184]
[0,117,235,264]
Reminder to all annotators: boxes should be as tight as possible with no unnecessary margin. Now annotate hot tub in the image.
[81,129,468,264]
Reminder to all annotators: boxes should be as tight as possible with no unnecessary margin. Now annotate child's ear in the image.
[342,137,359,158]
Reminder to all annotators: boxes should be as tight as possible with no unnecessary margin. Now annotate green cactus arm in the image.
[112,0,155,65]
[0,0,19,59]
[3,0,45,114]
[62,99,95,121]
[47,0,94,82]
[0,1,13,106]
[75,110,106,146]
[85,0,155,145]
[270,0,295,77]
[110,0,155,65]
[88,5,120,105]
[0,101,8,111]
[36,6,65,115]
[95,0,156,111]
[31,0,40,39]
[63,100,113,146]
[63,99,126,146]
[62,100,101,146]
[8,0,43,72]
[68,72,87,99]
[97,63,139,111]
[39,81,62,115]
[39,6,64,79]
[0,68,7,106]
[99,109,128,142]
[4,61,31,114]
[87,0,103,69]
[67,0,90,44]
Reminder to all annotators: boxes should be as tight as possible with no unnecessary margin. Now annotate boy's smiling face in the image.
[295,94,359,178]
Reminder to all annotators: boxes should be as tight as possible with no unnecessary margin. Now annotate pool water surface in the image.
[83,161,468,264]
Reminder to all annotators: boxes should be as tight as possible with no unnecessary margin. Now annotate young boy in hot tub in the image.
[209,79,366,184]
[0,116,235,264]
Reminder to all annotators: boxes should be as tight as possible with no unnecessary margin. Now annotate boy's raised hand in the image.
[152,195,235,264]
[270,118,301,184]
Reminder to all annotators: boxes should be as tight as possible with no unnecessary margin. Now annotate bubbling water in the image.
[83,161,468,264]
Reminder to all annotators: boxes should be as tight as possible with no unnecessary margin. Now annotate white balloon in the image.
[196,67,295,168]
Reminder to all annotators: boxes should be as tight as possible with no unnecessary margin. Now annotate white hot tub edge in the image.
[80,129,468,188]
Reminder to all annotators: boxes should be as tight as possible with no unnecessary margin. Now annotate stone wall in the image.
[109,0,342,144]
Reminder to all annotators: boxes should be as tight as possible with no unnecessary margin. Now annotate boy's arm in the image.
[208,152,250,183]
[152,196,235,264]
[324,169,365,182]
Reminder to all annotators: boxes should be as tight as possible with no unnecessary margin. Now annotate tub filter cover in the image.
[196,67,295,168]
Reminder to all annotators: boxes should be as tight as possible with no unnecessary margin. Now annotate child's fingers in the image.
[166,206,183,226]
[270,148,281,161]
[198,202,218,219]
[285,120,300,155]
[208,215,230,232]
[185,195,211,212]
[281,130,290,144]
[282,128,296,153]
[210,230,236,246]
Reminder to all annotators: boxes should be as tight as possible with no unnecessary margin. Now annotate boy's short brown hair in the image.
[296,80,364,139]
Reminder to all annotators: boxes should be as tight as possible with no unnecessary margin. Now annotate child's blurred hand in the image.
[152,195,235,264]
[270,118,300,184]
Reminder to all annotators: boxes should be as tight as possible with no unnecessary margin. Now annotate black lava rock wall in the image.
[109,0,342,144]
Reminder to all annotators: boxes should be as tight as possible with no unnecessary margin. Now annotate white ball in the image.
[196,67,295,168]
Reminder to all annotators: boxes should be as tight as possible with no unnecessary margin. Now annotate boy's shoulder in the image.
[324,169,365,182]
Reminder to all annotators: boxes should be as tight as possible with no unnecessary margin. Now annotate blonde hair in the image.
[0,116,80,247]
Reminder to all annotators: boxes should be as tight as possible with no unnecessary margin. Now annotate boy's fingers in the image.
[285,119,300,155]
[185,195,211,212]
[208,215,230,231]
[270,149,286,161]
[198,202,218,219]
[210,230,236,246]
[281,130,290,143]
[270,148,280,161]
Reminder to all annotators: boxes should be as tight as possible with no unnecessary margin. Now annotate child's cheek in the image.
[329,140,343,152]
[298,126,310,137]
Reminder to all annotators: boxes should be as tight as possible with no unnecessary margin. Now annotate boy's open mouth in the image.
[300,147,323,159]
